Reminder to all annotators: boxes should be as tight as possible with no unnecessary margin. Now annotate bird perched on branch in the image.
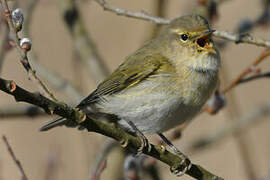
[40,14,220,175]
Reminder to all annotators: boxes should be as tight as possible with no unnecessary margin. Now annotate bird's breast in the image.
[95,71,218,134]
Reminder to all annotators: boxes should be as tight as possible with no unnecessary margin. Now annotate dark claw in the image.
[170,157,192,177]
[135,134,152,156]
[126,120,152,156]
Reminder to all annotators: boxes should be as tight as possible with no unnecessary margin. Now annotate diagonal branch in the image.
[189,103,270,153]
[221,49,270,94]
[0,77,223,180]
[94,0,170,24]
[0,0,57,101]
[2,135,28,180]
[94,0,270,48]
[58,0,110,83]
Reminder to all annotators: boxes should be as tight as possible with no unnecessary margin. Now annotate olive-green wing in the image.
[77,54,169,107]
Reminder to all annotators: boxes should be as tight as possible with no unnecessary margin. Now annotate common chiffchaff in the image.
[41,15,220,137]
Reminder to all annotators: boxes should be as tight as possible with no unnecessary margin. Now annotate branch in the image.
[0,105,44,118]
[204,49,270,114]
[237,72,270,84]
[0,0,57,101]
[0,77,223,180]
[23,0,38,36]
[89,140,118,180]
[94,0,170,24]
[0,18,9,74]
[58,0,110,83]
[2,135,28,180]
[221,49,270,94]
[189,103,270,153]
[94,0,270,48]
[19,0,84,102]
[212,30,270,48]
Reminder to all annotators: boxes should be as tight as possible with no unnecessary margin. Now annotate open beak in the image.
[196,29,215,51]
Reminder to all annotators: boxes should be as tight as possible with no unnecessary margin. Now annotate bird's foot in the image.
[126,121,152,156]
[158,133,192,176]
[135,132,152,156]
[170,154,192,176]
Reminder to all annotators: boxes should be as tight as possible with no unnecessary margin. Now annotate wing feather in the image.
[77,53,174,108]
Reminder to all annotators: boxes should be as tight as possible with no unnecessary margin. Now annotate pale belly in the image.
[94,77,214,134]
[117,96,202,134]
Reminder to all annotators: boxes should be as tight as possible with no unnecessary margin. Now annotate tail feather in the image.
[40,117,68,131]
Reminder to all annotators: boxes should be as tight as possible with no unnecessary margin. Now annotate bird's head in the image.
[160,14,220,73]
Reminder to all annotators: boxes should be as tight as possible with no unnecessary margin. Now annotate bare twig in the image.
[0,0,57,101]
[0,105,44,118]
[30,57,84,102]
[237,71,270,84]
[0,20,9,74]
[0,0,18,74]
[44,151,59,180]
[149,0,167,38]
[123,155,142,180]
[58,0,110,83]
[90,159,107,180]
[23,0,38,35]
[189,103,270,152]
[221,49,270,94]
[94,0,170,24]
[94,0,270,48]
[89,140,118,180]
[213,30,270,48]
[0,77,224,180]
[2,135,28,180]
[19,0,83,102]
[204,49,270,114]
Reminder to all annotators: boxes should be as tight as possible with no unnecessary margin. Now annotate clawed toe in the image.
[126,121,152,156]
[135,135,152,156]
[170,157,192,177]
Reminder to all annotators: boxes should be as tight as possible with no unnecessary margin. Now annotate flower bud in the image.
[20,38,32,52]
[11,8,24,32]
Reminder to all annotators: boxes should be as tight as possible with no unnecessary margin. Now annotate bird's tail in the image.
[40,117,69,131]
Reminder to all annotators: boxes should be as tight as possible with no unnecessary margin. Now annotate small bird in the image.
[41,14,220,174]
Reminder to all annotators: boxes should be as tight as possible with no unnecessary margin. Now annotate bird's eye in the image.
[180,34,188,41]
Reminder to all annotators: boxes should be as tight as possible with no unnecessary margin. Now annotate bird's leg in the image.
[158,133,192,176]
[127,121,152,155]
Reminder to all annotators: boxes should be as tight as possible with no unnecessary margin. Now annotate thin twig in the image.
[213,30,270,48]
[2,135,28,180]
[0,19,9,74]
[0,1,18,74]
[44,151,59,180]
[90,159,107,180]
[94,0,270,48]
[19,0,83,102]
[0,77,224,180]
[189,103,270,152]
[58,0,110,83]
[237,72,270,84]
[94,0,170,24]
[89,140,118,180]
[221,49,270,94]
[0,105,44,118]
[30,56,84,102]
[204,49,270,113]
[0,0,57,101]
[23,0,38,36]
